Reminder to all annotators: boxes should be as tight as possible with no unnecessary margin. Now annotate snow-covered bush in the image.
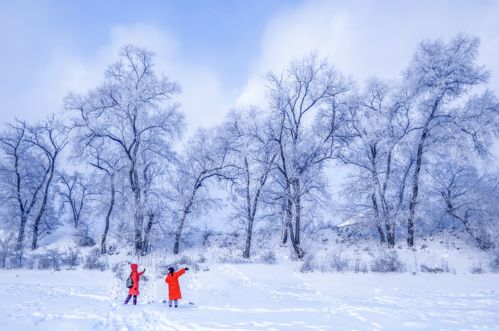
[62,246,82,268]
[489,253,499,273]
[472,230,495,251]
[420,261,450,273]
[197,254,207,264]
[0,231,15,269]
[470,263,485,274]
[216,254,250,264]
[217,232,239,249]
[23,247,82,271]
[353,258,368,273]
[37,249,64,271]
[157,255,200,277]
[83,248,108,271]
[112,261,128,280]
[200,230,216,248]
[300,254,315,273]
[260,251,277,264]
[106,244,118,255]
[371,249,405,273]
[74,227,96,247]
[319,251,349,272]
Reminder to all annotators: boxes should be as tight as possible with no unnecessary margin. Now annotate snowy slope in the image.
[1,264,499,331]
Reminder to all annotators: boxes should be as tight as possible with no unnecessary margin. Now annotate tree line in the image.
[1,35,498,267]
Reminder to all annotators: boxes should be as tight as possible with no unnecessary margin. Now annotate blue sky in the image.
[1,0,499,131]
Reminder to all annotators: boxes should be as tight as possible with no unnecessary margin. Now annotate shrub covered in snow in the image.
[470,263,485,274]
[157,255,200,277]
[0,231,16,269]
[74,228,96,247]
[420,261,450,273]
[300,254,315,273]
[216,254,251,264]
[83,248,108,271]
[36,249,64,271]
[112,261,129,280]
[259,251,277,264]
[319,251,349,272]
[489,253,499,273]
[62,246,82,268]
[371,249,405,273]
[21,247,83,271]
[353,258,368,273]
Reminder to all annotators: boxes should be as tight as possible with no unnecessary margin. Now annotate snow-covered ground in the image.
[1,264,499,331]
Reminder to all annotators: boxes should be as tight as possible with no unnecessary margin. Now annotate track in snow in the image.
[1,266,499,330]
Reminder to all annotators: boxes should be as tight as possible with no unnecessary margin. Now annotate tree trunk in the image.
[243,157,253,259]
[293,179,301,245]
[71,199,79,229]
[141,212,154,256]
[407,131,427,247]
[173,178,200,255]
[31,163,55,250]
[284,196,293,242]
[101,175,115,255]
[371,193,386,244]
[243,216,254,259]
[281,225,288,244]
[370,157,386,244]
[287,222,305,259]
[14,147,31,265]
[15,214,28,266]
[285,193,304,258]
[129,166,144,253]
[386,223,395,247]
[281,202,289,244]
[407,98,440,247]
[173,208,189,255]
[387,156,413,248]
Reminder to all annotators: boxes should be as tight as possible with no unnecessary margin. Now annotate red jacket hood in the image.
[131,263,138,271]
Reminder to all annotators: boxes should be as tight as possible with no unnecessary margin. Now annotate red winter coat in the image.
[165,268,186,300]
[128,263,145,296]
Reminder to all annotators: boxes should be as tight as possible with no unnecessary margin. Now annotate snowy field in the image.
[1,264,499,331]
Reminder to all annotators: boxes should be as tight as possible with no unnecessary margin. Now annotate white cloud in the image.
[8,23,231,135]
[236,0,499,187]
[237,0,499,108]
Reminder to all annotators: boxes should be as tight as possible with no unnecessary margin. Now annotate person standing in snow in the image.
[165,266,189,307]
[124,263,146,305]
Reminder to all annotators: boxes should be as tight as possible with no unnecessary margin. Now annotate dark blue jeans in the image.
[124,294,137,305]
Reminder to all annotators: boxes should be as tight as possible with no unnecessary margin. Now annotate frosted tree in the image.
[266,54,351,258]
[79,141,125,254]
[25,118,68,250]
[170,128,235,254]
[0,230,15,268]
[66,45,184,254]
[339,80,414,246]
[430,158,499,250]
[58,171,92,229]
[220,108,276,258]
[404,35,499,246]
[0,121,42,263]
[0,118,67,257]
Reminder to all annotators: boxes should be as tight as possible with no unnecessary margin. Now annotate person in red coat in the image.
[124,263,145,305]
[165,266,189,307]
